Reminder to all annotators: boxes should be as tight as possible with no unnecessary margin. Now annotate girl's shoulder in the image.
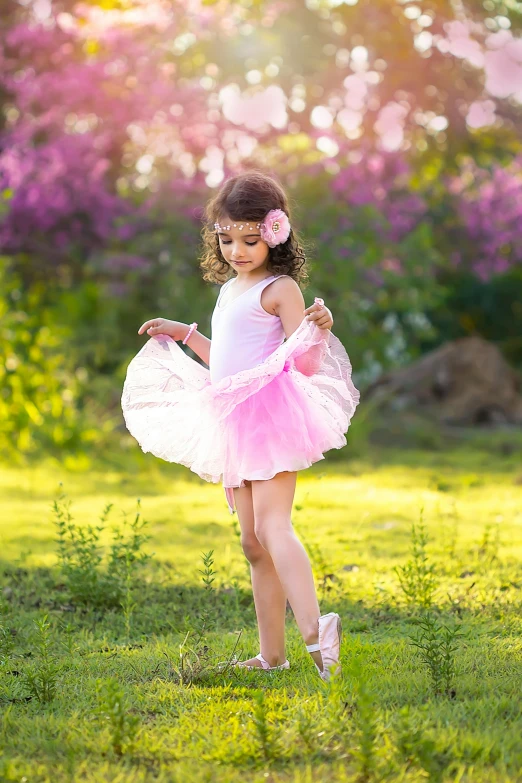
[266,274,301,296]
[261,275,302,314]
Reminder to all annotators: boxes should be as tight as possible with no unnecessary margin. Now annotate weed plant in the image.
[395,707,446,782]
[22,614,62,703]
[347,663,381,782]
[95,677,139,756]
[395,508,439,609]
[54,486,152,609]
[251,688,283,763]
[408,613,465,697]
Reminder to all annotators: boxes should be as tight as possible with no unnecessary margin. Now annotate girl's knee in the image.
[254,518,291,552]
[241,533,266,564]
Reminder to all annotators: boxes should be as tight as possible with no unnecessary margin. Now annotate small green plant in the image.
[395,707,445,782]
[106,498,152,603]
[195,550,217,637]
[199,549,217,591]
[395,509,438,609]
[353,676,379,781]
[408,613,464,697]
[54,488,105,603]
[251,689,282,763]
[22,615,62,703]
[296,703,321,755]
[54,486,152,608]
[95,677,139,756]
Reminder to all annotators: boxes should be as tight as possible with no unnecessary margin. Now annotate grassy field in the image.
[1,445,522,782]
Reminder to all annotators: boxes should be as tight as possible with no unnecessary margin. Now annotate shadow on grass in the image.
[2,555,502,644]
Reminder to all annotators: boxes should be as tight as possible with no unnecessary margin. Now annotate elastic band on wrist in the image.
[182,322,197,345]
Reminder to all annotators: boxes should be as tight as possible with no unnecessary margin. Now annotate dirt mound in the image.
[365,337,522,426]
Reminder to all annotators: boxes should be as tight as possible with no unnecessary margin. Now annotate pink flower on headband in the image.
[260,209,291,247]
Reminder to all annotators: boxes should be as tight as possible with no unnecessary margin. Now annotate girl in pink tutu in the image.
[122,171,359,680]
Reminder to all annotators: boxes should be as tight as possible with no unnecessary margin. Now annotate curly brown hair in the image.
[199,171,309,287]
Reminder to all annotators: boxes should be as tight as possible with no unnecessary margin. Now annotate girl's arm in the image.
[138,319,211,366]
[272,278,331,376]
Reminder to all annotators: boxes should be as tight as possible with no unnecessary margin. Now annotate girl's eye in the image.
[220,240,258,246]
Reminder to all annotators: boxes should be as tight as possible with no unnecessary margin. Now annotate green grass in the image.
[1,446,522,782]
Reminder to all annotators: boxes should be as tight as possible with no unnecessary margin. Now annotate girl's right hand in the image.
[138,318,188,341]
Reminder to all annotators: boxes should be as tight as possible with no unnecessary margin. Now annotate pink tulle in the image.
[121,317,360,511]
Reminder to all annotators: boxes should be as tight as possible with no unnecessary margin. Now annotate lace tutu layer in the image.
[121,318,360,501]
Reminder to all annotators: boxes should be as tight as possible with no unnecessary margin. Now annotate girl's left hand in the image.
[304,302,334,330]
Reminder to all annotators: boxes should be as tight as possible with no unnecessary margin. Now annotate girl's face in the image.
[217,216,270,273]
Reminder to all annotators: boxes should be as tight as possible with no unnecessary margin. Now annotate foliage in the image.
[408,613,465,697]
[0,258,104,461]
[54,487,152,608]
[421,264,522,365]
[95,677,139,757]
[251,688,283,763]
[352,671,380,781]
[22,615,63,704]
[395,707,447,782]
[395,510,439,609]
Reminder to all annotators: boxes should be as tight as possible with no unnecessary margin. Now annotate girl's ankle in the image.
[261,654,287,667]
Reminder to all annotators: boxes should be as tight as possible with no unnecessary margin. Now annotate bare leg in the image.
[251,472,324,672]
[234,482,287,667]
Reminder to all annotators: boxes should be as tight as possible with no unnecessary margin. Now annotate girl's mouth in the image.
[233,261,250,265]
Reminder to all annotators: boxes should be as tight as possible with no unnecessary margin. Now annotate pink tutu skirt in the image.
[121,318,360,512]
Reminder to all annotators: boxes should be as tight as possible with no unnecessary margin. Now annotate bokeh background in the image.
[1,0,522,468]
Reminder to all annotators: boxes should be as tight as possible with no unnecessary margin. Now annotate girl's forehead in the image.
[219,215,259,225]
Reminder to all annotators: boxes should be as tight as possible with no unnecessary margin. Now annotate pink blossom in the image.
[260,209,291,247]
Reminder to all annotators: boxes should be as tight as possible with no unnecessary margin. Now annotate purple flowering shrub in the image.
[0,12,212,275]
[0,134,129,263]
[331,152,427,244]
[447,156,522,280]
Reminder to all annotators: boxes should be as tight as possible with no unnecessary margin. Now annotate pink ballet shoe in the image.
[306,612,342,682]
[235,653,290,672]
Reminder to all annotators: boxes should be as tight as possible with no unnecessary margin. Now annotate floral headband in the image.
[214,209,291,248]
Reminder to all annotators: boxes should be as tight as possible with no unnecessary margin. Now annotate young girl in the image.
[121,171,359,681]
